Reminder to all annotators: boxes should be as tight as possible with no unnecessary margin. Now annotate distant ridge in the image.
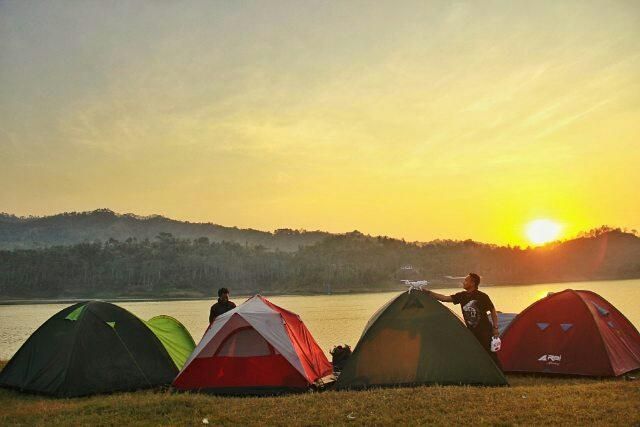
[0,209,329,251]
[0,212,639,298]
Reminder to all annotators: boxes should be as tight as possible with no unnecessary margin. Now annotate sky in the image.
[1,1,639,246]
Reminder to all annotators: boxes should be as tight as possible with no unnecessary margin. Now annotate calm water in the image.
[1,279,638,360]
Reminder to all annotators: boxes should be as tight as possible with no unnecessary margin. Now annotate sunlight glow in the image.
[1,3,639,246]
[526,219,562,245]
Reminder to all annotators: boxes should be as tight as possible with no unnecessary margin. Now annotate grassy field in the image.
[1,360,638,426]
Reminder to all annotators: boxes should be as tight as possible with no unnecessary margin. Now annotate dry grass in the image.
[1,360,638,426]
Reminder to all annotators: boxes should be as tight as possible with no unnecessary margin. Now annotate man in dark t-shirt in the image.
[423,273,501,367]
[209,287,236,324]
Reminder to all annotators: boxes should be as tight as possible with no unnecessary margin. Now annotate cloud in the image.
[1,1,639,243]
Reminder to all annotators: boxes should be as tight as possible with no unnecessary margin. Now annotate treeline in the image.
[1,227,639,299]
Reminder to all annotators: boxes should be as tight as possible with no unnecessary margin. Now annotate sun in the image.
[525,219,562,245]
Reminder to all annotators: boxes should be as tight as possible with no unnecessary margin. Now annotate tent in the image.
[173,295,332,394]
[0,301,195,397]
[335,290,507,389]
[498,289,640,376]
[145,315,196,370]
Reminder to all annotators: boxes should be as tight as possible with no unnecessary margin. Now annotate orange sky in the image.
[1,1,639,246]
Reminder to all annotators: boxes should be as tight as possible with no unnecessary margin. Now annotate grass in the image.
[1,360,638,426]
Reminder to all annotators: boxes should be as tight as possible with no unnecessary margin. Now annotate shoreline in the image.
[1,277,637,306]
[0,288,401,306]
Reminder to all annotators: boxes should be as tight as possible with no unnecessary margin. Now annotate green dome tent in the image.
[0,301,195,397]
[336,290,507,389]
[144,315,196,370]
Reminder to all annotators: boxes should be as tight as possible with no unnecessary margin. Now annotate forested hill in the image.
[0,226,638,299]
[0,209,329,252]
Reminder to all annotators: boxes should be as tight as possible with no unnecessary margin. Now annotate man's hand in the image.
[492,327,500,337]
[424,290,454,303]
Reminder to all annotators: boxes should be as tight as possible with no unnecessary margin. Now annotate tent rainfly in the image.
[173,295,333,394]
[499,289,640,376]
[336,290,507,389]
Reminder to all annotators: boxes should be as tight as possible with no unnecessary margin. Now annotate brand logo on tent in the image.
[537,354,561,365]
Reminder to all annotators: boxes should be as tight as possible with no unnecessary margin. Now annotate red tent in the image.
[499,289,640,376]
[173,295,332,393]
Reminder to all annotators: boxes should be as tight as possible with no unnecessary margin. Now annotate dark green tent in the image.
[336,290,507,389]
[0,301,192,397]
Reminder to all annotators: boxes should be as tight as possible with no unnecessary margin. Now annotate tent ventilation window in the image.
[402,298,424,310]
[591,302,610,316]
[65,304,86,321]
[536,322,550,331]
[560,323,573,332]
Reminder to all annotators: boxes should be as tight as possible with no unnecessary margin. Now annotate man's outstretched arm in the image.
[490,308,500,337]
[422,289,453,302]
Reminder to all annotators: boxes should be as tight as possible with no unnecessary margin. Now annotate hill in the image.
[0,209,328,252]
[0,220,638,299]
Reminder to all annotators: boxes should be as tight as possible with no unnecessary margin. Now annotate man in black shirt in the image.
[209,287,236,324]
[423,273,501,367]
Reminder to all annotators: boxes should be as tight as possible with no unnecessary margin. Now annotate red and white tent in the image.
[173,295,332,393]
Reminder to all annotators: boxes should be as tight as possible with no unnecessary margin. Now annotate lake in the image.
[1,279,638,360]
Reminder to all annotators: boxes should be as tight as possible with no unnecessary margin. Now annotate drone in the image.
[400,275,466,291]
[400,280,429,291]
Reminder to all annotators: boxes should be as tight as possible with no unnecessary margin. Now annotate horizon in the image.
[2,2,639,247]
[2,207,636,248]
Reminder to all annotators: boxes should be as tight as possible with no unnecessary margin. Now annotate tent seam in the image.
[576,291,623,376]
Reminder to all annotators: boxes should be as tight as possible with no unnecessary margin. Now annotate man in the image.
[423,273,501,366]
[209,287,236,324]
